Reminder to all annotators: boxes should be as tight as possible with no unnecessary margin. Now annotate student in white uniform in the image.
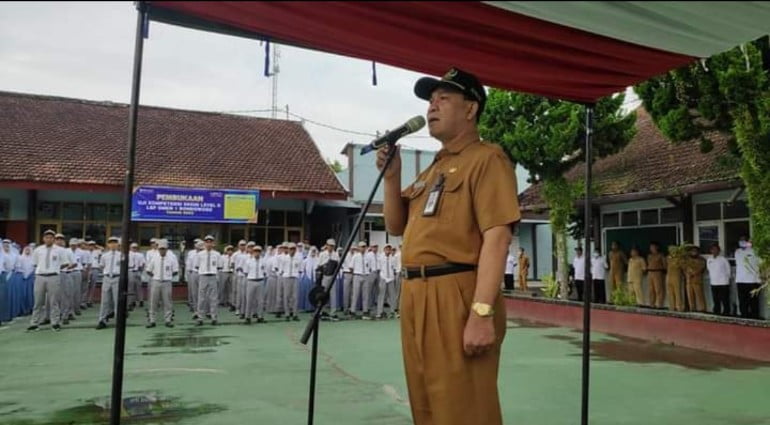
[185,239,201,311]
[317,239,340,319]
[195,235,221,326]
[735,236,763,319]
[128,242,146,310]
[219,245,235,309]
[236,242,253,317]
[28,230,68,331]
[87,241,102,307]
[265,245,280,315]
[145,239,178,328]
[362,243,378,319]
[350,242,367,318]
[504,249,516,291]
[706,243,731,316]
[376,244,398,319]
[56,235,75,324]
[67,238,85,318]
[572,247,586,301]
[244,245,267,324]
[96,237,122,329]
[591,249,609,304]
[341,247,355,316]
[77,240,91,311]
[278,242,303,321]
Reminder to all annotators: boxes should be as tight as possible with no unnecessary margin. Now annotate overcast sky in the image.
[1,2,638,168]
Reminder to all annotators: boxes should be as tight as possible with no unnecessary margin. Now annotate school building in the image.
[518,107,764,316]
[0,91,348,248]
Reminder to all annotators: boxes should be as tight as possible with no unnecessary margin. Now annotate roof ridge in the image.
[0,90,301,124]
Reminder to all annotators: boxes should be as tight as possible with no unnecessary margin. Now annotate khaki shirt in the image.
[609,250,627,271]
[400,139,520,266]
[647,253,666,272]
[685,256,706,283]
[518,254,530,273]
[627,256,646,283]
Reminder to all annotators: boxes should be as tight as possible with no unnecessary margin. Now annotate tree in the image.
[635,36,770,293]
[480,92,636,297]
[327,158,345,173]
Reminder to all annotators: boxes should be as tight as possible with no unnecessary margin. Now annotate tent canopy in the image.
[147,1,770,103]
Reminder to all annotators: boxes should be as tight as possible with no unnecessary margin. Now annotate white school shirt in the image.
[147,253,179,281]
[90,249,103,269]
[707,255,731,286]
[591,255,608,280]
[185,250,198,273]
[247,256,266,280]
[16,254,35,278]
[78,249,91,270]
[279,254,303,278]
[234,251,249,275]
[196,249,221,275]
[352,252,365,275]
[378,254,397,282]
[303,256,318,277]
[219,254,235,272]
[32,245,68,275]
[129,251,146,271]
[734,247,761,284]
[505,254,516,275]
[342,254,354,273]
[317,250,340,268]
[146,249,159,267]
[572,255,586,281]
[100,250,123,276]
[364,251,377,274]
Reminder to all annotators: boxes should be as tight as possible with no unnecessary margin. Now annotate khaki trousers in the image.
[629,279,645,305]
[686,280,706,312]
[517,270,528,291]
[648,271,665,308]
[400,270,506,425]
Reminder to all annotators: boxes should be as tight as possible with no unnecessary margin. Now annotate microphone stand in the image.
[300,145,398,425]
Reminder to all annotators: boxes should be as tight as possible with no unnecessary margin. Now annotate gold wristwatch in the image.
[471,302,495,317]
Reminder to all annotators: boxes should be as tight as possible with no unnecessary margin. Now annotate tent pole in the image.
[109,3,146,424]
[580,104,594,425]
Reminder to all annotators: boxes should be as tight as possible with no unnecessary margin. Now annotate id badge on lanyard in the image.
[423,173,445,217]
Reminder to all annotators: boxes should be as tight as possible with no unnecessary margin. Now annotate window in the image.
[0,199,9,220]
[661,207,682,224]
[267,228,284,246]
[62,202,84,221]
[640,209,659,225]
[724,200,749,219]
[62,222,83,240]
[110,226,122,238]
[109,204,123,222]
[229,227,246,244]
[286,211,303,227]
[86,204,108,221]
[288,229,302,243]
[697,225,720,254]
[603,213,619,228]
[267,210,284,227]
[255,209,267,225]
[139,226,157,246]
[696,203,721,221]
[724,221,751,258]
[248,227,265,245]
[38,202,60,220]
[622,211,638,227]
[85,224,106,245]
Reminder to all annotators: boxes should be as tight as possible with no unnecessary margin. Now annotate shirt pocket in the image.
[438,174,464,223]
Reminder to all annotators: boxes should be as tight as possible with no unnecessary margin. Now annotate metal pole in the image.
[109,3,146,424]
[301,145,398,425]
[580,105,594,425]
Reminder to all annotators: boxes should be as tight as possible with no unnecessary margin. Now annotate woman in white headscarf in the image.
[299,247,319,312]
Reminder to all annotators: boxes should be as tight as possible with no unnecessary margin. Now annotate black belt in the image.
[104,274,119,278]
[401,263,476,280]
[247,278,265,281]
[648,269,665,272]
[36,273,58,277]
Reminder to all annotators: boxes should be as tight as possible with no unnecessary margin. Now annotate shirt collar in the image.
[435,137,479,161]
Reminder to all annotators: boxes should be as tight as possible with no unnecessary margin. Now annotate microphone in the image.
[360,116,426,155]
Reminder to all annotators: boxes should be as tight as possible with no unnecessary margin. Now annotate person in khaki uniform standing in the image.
[684,245,707,312]
[608,241,628,301]
[646,242,667,309]
[666,246,685,312]
[517,248,529,292]
[627,247,647,306]
[378,67,519,425]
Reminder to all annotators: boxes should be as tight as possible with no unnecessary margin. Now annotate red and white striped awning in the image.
[147,1,770,103]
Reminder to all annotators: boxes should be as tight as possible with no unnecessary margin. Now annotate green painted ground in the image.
[1,303,769,425]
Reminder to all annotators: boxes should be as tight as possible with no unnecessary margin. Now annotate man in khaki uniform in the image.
[666,246,685,312]
[646,242,667,309]
[684,245,707,312]
[608,241,628,301]
[378,67,519,425]
[517,248,529,291]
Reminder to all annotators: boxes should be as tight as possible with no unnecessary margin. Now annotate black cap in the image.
[414,67,486,116]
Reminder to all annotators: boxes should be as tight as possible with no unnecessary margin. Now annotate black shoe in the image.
[292,315,300,322]
[196,320,204,327]
[42,319,51,325]
[96,322,107,330]
[53,324,61,331]
[87,302,93,307]
[192,314,199,320]
[285,316,291,322]
[63,319,70,325]
[257,317,266,323]
[139,301,144,308]
[146,322,156,328]
[165,322,174,328]
[206,314,212,319]
[239,314,245,320]
[75,311,82,316]
[245,318,252,325]
[27,325,39,331]
[229,306,236,312]
[211,320,217,326]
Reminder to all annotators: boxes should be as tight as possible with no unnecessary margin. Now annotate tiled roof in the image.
[519,107,740,209]
[0,91,347,198]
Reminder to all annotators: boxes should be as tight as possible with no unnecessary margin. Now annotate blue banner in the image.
[131,186,260,223]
